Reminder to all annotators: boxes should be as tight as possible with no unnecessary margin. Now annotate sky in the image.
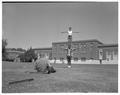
[2,2,118,49]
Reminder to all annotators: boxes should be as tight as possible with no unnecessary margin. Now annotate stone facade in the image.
[98,44,118,61]
[6,50,24,61]
[33,48,52,59]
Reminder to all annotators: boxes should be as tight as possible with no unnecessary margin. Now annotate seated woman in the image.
[35,54,56,74]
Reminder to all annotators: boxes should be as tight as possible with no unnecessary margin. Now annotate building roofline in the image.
[98,44,118,48]
[6,48,26,52]
[6,50,25,53]
[33,47,52,50]
[52,39,103,44]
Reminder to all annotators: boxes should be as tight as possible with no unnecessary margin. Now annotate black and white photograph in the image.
[2,1,118,93]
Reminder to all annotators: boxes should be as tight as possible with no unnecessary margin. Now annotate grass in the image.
[2,61,118,93]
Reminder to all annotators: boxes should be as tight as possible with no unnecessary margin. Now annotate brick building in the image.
[33,39,118,63]
[52,39,103,61]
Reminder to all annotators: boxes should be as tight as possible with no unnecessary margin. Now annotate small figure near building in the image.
[99,49,103,64]
[54,57,56,64]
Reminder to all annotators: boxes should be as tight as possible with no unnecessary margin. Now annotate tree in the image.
[2,39,8,61]
[16,48,26,52]
[19,47,37,62]
[18,53,25,62]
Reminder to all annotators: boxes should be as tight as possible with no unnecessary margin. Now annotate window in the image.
[90,42,94,46]
[60,58,64,61]
[108,51,110,55]
[107,58,109,61]
[90,58,94,60]
[73,44,79,49]
[100,52,103,56]
[83,44,86,47]
[74,57,78,61]
[53,44,57,48]
[111,52,113,60]
[60,44,65,50]
[81,57,86,61]
[60,44,64,47]
[79,45,82,49]
[114,50,118,55]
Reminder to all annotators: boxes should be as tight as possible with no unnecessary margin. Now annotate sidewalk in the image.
[49,60,118,64]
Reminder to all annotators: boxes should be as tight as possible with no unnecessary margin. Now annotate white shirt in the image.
[68,30,72,35]
[68,49,71,56]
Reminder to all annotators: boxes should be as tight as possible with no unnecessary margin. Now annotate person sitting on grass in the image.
[34,54,56,74]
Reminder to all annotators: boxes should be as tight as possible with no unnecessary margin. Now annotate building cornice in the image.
[52,39,103,44]
[98,44,118,48]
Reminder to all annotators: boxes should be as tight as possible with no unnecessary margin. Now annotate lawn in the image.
[2,61,118,93]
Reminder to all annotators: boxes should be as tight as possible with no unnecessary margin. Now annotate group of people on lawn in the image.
[34,54,56,74]
[34,53,72,74]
